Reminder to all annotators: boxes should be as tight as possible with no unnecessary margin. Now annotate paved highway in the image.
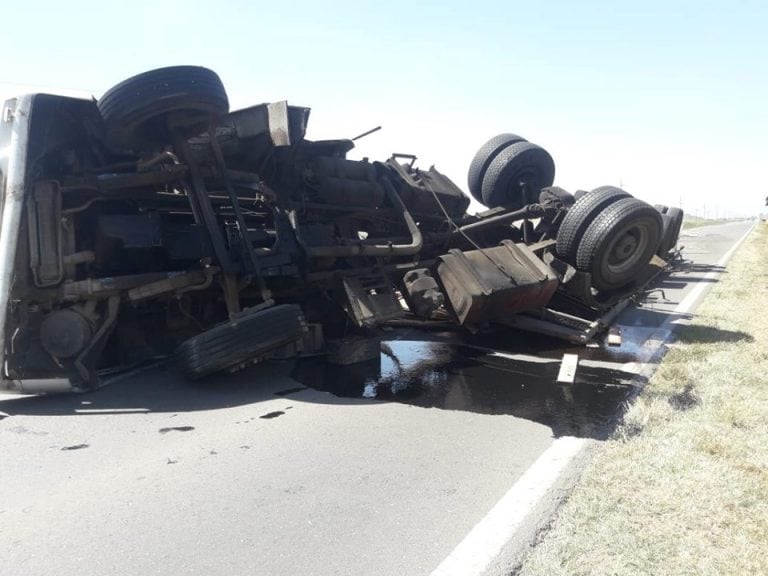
[0,220,753,576]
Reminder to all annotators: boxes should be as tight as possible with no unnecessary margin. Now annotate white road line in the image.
[430,436,587,576]
[634,221,755,364]
[429,222,755,576]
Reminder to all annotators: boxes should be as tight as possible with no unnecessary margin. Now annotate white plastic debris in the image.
[556,353,579,384]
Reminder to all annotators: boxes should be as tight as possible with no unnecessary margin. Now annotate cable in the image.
[419,170,512,277]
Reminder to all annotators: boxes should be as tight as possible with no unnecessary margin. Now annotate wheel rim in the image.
[602,220,651,277]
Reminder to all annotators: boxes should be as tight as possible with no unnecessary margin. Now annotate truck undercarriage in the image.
[0,67,684,393]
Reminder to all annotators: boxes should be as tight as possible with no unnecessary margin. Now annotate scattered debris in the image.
[556,354,580,384]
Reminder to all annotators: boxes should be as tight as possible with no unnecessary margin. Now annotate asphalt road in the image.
[0,220,753,576]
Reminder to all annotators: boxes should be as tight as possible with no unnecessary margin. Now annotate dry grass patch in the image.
[682,216,732,229]
[519,223,768,576]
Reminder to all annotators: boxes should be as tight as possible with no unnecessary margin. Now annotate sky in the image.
[1,0,766,217]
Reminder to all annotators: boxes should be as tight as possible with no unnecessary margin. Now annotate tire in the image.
[555,186,632,264]
[657,213,676,256]
[654,204,669,214]
[98,66,229,150]
[539,186,574,208]
[480,142,555,209]
[467,133,527,202]
[575,198,663,291]
[666,207,684,250]
[175,304,307,380]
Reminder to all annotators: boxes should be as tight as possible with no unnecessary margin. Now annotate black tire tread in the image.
[467,133,526,201]
[480,141,555,208]
[666,207,684,252]
[98,66,229,149]
[657,213,676,256]
[575,198,662,289]
[176,304,306,379]
[555,186,632,263]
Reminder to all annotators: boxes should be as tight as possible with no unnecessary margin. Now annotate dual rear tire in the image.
[556,186,664,291]
[655,205,685,256]
[467,134,555,208]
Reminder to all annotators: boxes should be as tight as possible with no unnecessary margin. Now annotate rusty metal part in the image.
[40,309,93,359]
[27,181,63,287]
[128,266,217,302]
[436,241,559,326]
[340,274,404,327]
[74,296,120,386]
[403,269,444,319]
[351,125,382,141]
[61,272,196,300]
[297,179,422,258]
[173,132,235,273]
[455,204,542,237]
[208,120,270,300]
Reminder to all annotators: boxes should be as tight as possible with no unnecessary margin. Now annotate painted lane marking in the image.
[430,436,588,576]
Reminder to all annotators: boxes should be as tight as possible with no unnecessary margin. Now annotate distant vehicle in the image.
[0,66,683,393]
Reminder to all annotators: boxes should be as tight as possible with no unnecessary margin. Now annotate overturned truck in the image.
[0,66,684,393]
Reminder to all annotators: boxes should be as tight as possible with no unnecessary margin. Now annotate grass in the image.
[519,223,768,576]
[682,215,731,229]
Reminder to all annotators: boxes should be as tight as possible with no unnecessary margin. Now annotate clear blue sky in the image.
[2,0,766,216]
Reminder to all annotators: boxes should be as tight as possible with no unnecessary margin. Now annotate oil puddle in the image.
[291,341,639,439]
[465,329,642,365]
[260,411,285,419]
[60,443,89,451]
[273,387,307,397]
[158,426,195,434]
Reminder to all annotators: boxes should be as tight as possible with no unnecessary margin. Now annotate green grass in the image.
[519,223,768,576]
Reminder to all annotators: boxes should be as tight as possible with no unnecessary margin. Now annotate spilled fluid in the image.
[291,340,639,439]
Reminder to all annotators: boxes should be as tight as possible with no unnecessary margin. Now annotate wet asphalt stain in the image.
[274,387,307,397]
[6,425,48,436]
[292,340,641,439]
[60,443,89,451]
[158,426,195,434]
[260,411,285,420]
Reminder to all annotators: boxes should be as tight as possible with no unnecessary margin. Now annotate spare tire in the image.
[98,66,229,150]
[175,304,307,380]
[555,186,632,264]
[481,142,555,209]
[467,133,527,202]
[575,198,663,291]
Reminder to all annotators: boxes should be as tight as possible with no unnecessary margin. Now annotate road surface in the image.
[0,220,753,576]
